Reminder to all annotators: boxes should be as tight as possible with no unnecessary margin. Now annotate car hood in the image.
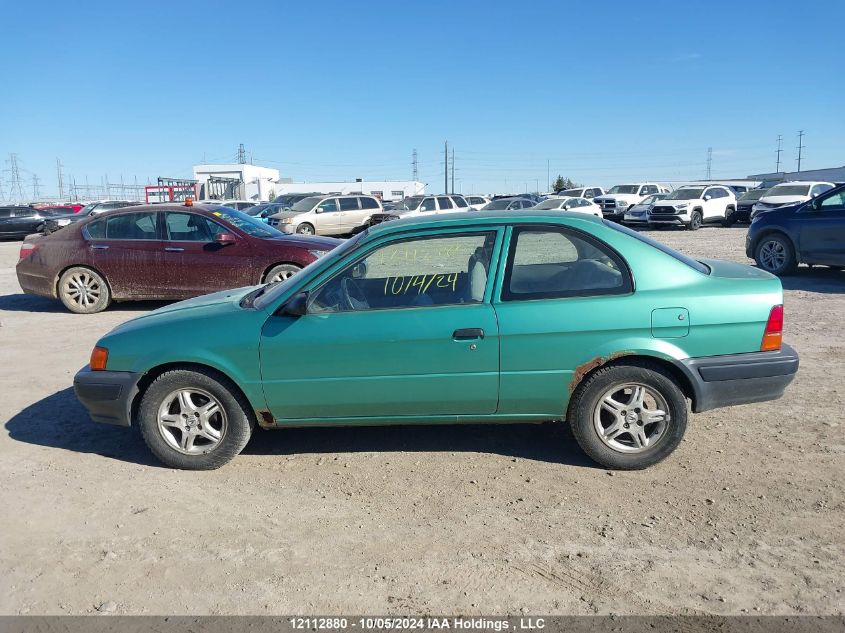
[262,234,341,250]
[759,195,809,205]
[595,194,640,202]
[269,210,308,220]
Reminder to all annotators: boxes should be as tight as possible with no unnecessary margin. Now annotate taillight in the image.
[90,346,109,371]
[761,304,783,351]
[19,242,39,261]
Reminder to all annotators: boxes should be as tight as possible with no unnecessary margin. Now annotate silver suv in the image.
[268,194,383,235]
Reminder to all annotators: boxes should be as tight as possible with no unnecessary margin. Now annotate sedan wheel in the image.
[593,383,669,453]
[58,267,111,314]
[157,388,227,455]
[264,263,302,284]
[755,235,797,275]
[296,223,315,235]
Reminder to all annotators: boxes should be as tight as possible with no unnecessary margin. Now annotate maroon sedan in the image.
[16,202,341,313]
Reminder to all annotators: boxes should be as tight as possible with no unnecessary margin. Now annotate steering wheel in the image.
[341,277,369,311]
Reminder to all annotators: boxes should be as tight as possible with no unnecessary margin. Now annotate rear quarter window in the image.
[86,219,105,238]
[604,220,710,274]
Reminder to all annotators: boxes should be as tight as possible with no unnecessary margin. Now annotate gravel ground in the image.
[0,226,843,616]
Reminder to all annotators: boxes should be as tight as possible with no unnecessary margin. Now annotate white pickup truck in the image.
[594,183,669,221]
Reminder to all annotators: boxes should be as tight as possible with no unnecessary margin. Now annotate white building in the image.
[192,164,282,201]
[273,180,425,202]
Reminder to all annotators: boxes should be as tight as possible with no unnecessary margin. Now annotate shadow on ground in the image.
[6,388,597,469]
[777,266,845,294]
[0,293,171,314]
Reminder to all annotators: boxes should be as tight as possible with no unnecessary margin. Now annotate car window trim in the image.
[499,223,635,303]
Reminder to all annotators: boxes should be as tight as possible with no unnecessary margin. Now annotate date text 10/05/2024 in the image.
[289,618,547,631]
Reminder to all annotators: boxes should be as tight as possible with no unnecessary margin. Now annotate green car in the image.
[74,209,798,470]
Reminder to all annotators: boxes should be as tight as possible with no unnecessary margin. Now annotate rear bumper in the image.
[16,268,56,298]
[679,344,799,413]
[73,366,141,426]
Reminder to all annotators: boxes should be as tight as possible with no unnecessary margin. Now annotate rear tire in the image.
[263,263,301,284]
[138,368,254,470]
[296,223,315,235]
[58,266,111,314]
[687,211,703,231]
[754,234,798,276]
[722,206,737,227]
[569,361,688,470]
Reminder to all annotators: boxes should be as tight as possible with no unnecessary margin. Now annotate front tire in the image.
[138,368,254,470]
[569,362,688,470]
[58,266,111,314]
[754,234,797,275]
[263,263,302,284]
[296,223,315,235]
[687,211,702,231]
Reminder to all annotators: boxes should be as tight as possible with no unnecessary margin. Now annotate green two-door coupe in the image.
[74,209,798,470]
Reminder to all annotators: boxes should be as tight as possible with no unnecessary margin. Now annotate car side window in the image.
[420,198,437,212]
[164,212,217,241]
[86,219,105,238]
[503,228,632,301]
[338,197,360,211]
[308,232,498,313]
[317,199,339,213]
[818,190,845,210]
[360,197,379,210]
[811,184,833,197]
[452,196,468,208]
[436,196,454,210]
[13,208,35,217]
[104,212,158,240]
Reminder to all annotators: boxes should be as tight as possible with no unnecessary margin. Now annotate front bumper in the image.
[73,366,141,426]
[679,344,799,413]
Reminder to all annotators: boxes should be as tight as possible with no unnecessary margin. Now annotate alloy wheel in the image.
[157,388,228,455]
[758,239,787,272]
[593,383,670,453]
[61,271,102,309]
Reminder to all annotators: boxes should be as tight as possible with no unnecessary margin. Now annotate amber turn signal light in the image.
[760,305,783,352]
[90,346,109,371]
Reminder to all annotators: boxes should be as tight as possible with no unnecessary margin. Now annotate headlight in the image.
[675,203,689,210]
[280,217,294,223]
[308,249,327,259]
[616,200,628,207]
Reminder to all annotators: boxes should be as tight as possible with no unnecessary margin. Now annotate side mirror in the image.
[281,291,309,316]
[703,195,712,201]
[214,232,237,245]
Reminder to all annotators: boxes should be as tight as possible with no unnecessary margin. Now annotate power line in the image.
[5,153,25,202]
[237,143,246,165]
[796,130,805,172]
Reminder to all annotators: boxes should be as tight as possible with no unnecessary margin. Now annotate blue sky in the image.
[2,0,843,198]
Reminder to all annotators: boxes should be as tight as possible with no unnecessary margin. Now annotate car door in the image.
[493,226,635,416]
[436,196,454,214]
[703,187,724,220]
[6,207,40,236]
[336,197,363,232]
[799,189,845,265]
[86,211,167,298]
[161,211,255,295]
[418,197,438,216]
[259,229,503,421]
[309,198,340,235]
[0,208,14,236]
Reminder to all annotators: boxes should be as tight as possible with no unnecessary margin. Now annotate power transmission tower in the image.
[32,174,41,199]
[412,149,418,181]
[56,158,64,199]
[796,130,805,172]
[444,141,448,194]
[705,147,712,180]
[5,153,26,201]
[238,143,246,164]
[775,135,783,173]
[451,148,455,195]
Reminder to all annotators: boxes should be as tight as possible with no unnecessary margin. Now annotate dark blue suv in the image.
[746,183,845,275]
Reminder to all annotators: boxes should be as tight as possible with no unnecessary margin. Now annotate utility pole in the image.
[705,147,712,180]
[32,174,42,199]
[451,148,455,195]
[775,135,783,173]
[5,153,25,202]
[444,141,448,194]
[796,130,805,172]
[546,159,550,192]
[412,148,418,181]
[56,158,64,199]
[238,143,246,165]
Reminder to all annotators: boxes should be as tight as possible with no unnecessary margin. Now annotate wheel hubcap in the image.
[298,225,313,234]
[270,268,295,283]
[593,383,670,453]
[63,272,102,307]
[760,240,786,271]
[157,388,227,455]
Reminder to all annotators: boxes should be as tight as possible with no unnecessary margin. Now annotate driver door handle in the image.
[164,247,184,252]
[453,328,484,340]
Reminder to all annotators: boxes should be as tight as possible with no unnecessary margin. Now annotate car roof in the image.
[368,209,602,236]
[772,180,833,186]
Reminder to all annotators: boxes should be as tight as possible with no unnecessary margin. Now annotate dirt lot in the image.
[0,226,843,616]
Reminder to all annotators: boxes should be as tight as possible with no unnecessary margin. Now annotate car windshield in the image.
[396,196,423,211]
[252,231,365,310]
[639,195,662,205]
[534,198,566,209]
[77,203,98,216]
[605,221,710,275]
[664,188,705,200]
[289,196,324,213]
[209,207,284,238]
[559,189,583,197]
[767,184,810,196]
[246,203,270,216]
[482,199,514,210]
[607,185,640,194]
[739,188,770,201]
